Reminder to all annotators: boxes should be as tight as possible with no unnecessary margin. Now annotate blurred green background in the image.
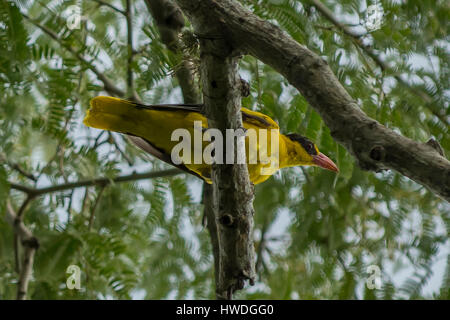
[0,0,448,299]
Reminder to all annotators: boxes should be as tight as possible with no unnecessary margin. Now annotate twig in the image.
[17,196,35,219]
[6,200,39,300]
[90,0,126,15]
[9,169,182,197]
[93,131,106,149]
[300,167,311,184]
[173,0,450,201]
[12,196,35,276]
[202,184,220,288]
[22,13,126,98]
[109,133,134,166]
[66,190,75,228]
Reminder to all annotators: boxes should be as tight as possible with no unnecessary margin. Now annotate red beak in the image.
[312,153,339,172]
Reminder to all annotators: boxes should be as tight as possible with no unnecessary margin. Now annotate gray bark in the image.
[146,0,228,298]
[198,27,256,300]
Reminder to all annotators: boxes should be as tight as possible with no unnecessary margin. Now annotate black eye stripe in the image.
[286,133,318,155]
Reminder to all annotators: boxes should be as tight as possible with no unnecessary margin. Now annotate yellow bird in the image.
[83,96,338,184]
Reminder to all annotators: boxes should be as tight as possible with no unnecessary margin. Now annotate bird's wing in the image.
[126,134,206,181]
[132,102,204,113]
[85,96,279,181]
[241,107,279,129]
[134,100,279,130]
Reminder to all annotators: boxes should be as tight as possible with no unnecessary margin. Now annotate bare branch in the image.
[0,153,36,182]
[17,196,35,218]
[9,169,182,197]
[202,184,220,288]
[110,133,134,166]
[255,218,269,275]
[148,0,229,296]
[5,200,39,300]
[182,7,256,299]
[175,0,450,201]
[14,233,20,274]
[149,1,255,298]
[16,243,38,300]
[88,185,106,231]
[90,0,126,15]
[125,0,138,100]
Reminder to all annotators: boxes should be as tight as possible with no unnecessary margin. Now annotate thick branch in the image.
[6,200,39,300]
[91,0,126,15]
[175,0,450,201]
[9,169,182,197]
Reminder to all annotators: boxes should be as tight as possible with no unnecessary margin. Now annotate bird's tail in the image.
[83,96,139,131]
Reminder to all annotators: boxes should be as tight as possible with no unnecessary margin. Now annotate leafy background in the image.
[0,0,449,299]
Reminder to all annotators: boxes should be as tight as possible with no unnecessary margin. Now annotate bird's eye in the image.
[305,143,313,152]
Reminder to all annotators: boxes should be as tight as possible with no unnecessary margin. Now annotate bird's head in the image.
[285,133,339,172]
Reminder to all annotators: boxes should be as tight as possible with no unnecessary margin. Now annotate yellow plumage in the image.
[83,96,338,184]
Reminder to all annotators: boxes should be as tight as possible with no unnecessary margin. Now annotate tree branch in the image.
[175,0,450,202]
[255,218,269,275]
[176,3,257,299]
[16,196,35,218]
[125,0,137,100]
[204,47,256,299]
[110,132,134,166]
[202,184,220,290]
[9,169,182,197]
[22,13,125,97]
[88,185,106,231]
[311,0,448,127]
[0,152,36,182]
[5,200,39,300]
[146,0,229,297]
